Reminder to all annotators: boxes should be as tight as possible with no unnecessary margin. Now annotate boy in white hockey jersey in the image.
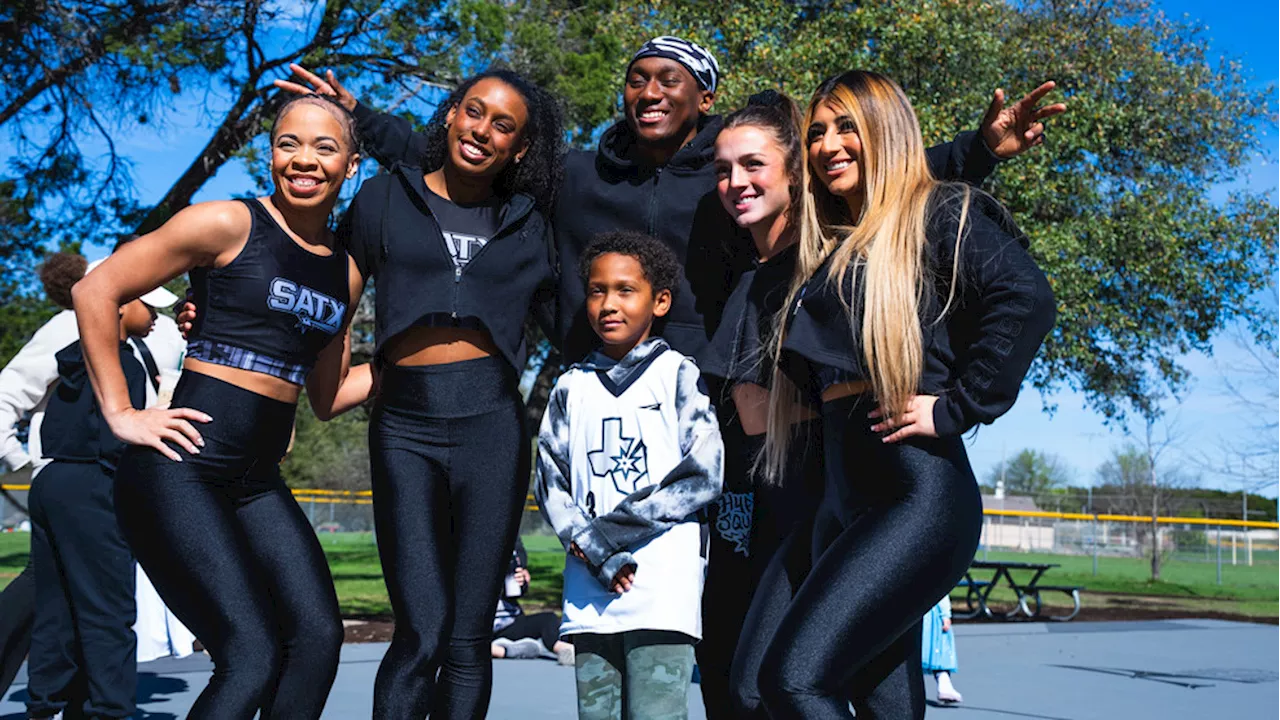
[535,232,724,720]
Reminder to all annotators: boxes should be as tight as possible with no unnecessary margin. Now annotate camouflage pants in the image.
[572,630,696,720]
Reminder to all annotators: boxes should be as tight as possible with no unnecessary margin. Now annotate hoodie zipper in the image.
[449,199,534,319]
[646,167,663,235]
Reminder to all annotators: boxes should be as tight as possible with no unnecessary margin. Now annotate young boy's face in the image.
[120,299,156,340]
[586,252,671,360]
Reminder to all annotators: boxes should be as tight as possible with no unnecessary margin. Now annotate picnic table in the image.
[954,560,1083,621]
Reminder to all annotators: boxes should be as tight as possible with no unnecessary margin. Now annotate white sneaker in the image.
[936,672,963,704]
[500,637,544,659]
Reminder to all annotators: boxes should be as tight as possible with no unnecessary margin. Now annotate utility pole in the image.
[1145,422,1161,581]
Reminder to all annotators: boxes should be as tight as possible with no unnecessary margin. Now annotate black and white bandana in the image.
[629,36,721,93]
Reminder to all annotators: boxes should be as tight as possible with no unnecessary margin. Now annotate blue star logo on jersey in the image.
[587,417,649,494]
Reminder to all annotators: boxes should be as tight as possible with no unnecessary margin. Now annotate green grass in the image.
[2,533,1273,619]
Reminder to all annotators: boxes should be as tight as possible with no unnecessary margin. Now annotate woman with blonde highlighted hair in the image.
[728,70,1056,719]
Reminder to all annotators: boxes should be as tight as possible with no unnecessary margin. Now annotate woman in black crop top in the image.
[728,71,1057,719]
[336,70,564,719]
[72,95,371,719]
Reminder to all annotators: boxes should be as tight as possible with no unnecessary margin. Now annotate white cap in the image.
[84,258,181,309]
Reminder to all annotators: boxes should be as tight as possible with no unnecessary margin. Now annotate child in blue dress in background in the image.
[922,595,962,704]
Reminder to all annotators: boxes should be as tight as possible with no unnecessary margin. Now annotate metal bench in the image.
[1030,584,1085,622]
[953,578,993,619]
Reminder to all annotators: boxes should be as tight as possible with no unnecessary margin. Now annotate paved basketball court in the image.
[1,619,1274,718]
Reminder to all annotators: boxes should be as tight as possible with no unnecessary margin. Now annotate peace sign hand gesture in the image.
[979,81,1067,159]
[273,63,359,113]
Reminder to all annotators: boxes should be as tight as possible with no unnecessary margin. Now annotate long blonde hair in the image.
[763,70,968,480]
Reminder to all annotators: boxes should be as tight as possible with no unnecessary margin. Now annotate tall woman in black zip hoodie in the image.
[729,71,1056,719]
[337,70,563,719]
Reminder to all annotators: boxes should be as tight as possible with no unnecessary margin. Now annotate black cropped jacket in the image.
[781,187,1056,436]
[339,162,557,371]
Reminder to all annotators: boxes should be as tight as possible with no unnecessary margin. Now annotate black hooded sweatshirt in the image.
[41,340,147,473]
[351,104,1001,362]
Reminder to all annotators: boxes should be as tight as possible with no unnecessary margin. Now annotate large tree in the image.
[987,449,1071,500]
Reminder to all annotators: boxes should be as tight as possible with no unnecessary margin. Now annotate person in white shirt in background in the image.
[0,247,194,701]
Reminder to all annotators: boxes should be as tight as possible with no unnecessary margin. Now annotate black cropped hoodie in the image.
[339,162,557,371]
[781,186,1056,437]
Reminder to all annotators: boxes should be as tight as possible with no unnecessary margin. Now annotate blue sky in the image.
[963,0,1278,497]
[67,1,1280,497]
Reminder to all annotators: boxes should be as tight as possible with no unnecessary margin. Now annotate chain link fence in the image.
[2,485,1275,582]
[976,509,1278,582]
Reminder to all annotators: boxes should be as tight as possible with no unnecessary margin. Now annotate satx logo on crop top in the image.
[267,277,346,335]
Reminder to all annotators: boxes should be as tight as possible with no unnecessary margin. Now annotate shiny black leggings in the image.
[698,419,823,720]
[115,372,343,720]
[370,358,528,719]
[730,394,982,719]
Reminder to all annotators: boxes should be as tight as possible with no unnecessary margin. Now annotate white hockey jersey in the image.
[535,338,723,638]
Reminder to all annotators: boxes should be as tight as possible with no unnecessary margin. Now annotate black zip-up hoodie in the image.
[339,161,556,371]
[351,104,1001,363]
[41,340,147,473]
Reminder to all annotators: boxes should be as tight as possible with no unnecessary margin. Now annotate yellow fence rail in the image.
[2,484,1275,529]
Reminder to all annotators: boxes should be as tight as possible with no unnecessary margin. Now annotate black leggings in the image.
[698,419,823,720]
[494,612,562,653]
[115,372,343,720]
[730,394,982,719]
[370,357,528,719]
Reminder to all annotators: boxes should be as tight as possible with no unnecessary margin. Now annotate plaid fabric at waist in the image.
[186,339,310,385]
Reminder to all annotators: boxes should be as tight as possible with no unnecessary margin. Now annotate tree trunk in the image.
[135,88,286,233]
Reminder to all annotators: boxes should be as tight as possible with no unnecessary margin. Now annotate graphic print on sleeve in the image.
[587,417,649,495]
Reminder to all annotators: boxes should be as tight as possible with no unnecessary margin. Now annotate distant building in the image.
[981,494,1040,513]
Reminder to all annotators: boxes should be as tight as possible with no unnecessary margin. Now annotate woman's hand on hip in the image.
[107,407,212,462]
[868,395,939,443]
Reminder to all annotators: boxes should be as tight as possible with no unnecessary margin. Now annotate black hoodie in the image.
[41,340,147,473]
[351,104,1001,362]
[339,160,556,371]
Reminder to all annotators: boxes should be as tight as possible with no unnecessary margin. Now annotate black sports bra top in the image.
[186,198,350,385]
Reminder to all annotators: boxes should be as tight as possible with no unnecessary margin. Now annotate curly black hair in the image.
[418,69,565,213]
[578,231,681,296]
[39,251,88,310]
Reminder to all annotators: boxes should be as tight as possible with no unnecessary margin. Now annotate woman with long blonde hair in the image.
[728,70,1056,719]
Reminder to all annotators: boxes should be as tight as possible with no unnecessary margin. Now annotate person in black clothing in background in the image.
[24,289,158,720]
[0,252,86,700]
[730,70,1056,719]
